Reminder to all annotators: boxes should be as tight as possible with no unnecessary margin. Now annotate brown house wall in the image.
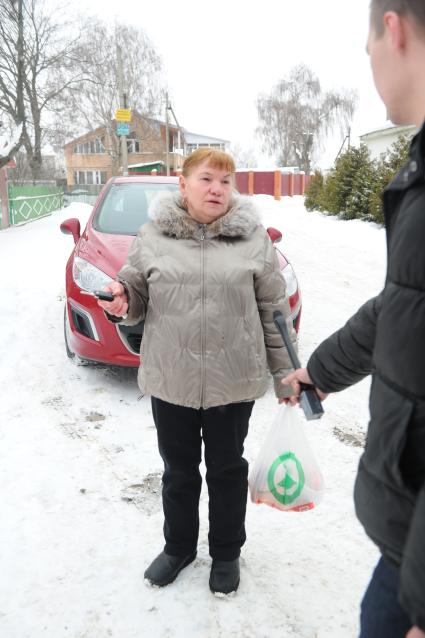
[64,114,181,185]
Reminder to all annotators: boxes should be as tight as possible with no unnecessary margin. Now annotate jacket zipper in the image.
[200,225,206,407]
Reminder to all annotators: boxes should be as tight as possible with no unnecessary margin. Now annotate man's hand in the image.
[280,368,329,406]
[97,281,128,317]
[406,627,425,638]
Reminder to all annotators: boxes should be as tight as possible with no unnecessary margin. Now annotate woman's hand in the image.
[97,281,128,317]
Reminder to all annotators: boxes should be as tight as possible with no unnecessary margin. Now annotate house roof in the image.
[63,111,179,147]
[183,130,229,145]
[64,125,107,148]
[127,160,165,169]
[360,123,417,141]
[63,111,228,148]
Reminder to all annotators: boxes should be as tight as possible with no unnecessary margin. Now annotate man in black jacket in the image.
[282,2,425,637]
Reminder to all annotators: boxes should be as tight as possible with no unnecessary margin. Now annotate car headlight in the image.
[72,256,114,292]
[282,263,298,297]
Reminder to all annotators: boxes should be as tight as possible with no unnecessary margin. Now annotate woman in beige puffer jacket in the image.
[100,148,296,596]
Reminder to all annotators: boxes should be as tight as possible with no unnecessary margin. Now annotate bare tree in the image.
[52,18,167,168]
[229,143,258,169]
[0,0,84,179]
[256,64,357,172]
[0,0,25,169]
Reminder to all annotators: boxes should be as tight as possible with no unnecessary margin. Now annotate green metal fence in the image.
[8,185,63,225]
[63,184,102,206]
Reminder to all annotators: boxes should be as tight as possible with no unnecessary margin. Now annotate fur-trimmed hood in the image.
[148,191,261,239]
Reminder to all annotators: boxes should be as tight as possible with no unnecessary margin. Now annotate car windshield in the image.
[93,182,179,235]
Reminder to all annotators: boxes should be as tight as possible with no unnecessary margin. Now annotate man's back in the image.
[282,2,425,635]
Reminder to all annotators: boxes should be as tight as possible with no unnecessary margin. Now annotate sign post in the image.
[115,44,130,176]
[115,109,132,123]
[117,122,130,136]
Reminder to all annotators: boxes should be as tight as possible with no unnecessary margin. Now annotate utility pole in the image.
[168,103,184,157]
[116,44,128,176]
[334,127,352,163]
[165,92,170,176]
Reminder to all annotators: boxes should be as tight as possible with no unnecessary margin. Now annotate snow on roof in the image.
[127,160,165,169]
[360,122,417,140]
[183,130,229,144]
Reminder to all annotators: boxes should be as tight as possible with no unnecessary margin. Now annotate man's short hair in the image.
[370,0,425,36]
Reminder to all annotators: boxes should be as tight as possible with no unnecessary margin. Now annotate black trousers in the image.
[151,397,254,561]
[359,557,411,638]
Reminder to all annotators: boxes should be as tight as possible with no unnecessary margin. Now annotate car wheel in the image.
[64,304,75,359]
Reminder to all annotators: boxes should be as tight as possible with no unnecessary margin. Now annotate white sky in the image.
[74,0,386,168]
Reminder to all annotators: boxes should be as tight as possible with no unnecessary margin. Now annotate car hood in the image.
[77,224,135,278]
[75,223,289,280]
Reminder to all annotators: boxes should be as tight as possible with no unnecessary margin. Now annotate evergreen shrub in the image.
[305,134,412,224]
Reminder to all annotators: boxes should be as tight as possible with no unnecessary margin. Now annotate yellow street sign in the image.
[115,108,132,122]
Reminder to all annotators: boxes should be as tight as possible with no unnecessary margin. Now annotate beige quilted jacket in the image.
[117,192,296,408]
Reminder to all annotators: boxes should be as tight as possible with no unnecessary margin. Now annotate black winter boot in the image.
[144,551,197,587]
[209,558,240,595]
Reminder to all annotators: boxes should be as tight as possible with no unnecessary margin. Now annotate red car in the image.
[61,176,301,366]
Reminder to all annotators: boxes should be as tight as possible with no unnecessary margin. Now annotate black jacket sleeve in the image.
[307,292,383,393]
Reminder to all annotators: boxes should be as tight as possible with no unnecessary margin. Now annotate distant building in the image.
[64,113,230,186]
[63,112,184,186]
[360,122,417,160]
[183,131,229,154]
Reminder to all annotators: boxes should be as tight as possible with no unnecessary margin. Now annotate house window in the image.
[95,138,105,153]
[127,139,141,153]
[186,142,225,154]
[73,137,105,154]
[73,170,107,185]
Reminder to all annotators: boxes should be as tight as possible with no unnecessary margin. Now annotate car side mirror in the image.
[60,218,81,244]
[267,227,282,244]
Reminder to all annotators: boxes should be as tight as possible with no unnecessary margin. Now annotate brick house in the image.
[64,112,184,186]
[64,112,229,186]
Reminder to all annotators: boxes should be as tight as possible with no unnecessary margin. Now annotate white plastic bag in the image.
[249,404,325,512]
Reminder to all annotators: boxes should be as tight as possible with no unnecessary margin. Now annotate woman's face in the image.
[179,160,234,224]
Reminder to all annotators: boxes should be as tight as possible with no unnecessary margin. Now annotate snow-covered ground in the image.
[0,196,386,638]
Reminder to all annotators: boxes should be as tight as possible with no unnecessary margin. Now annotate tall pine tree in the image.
[305,171,325,211]
[320,146,369,217]
[368,134,411,223]
[345,145,376,220]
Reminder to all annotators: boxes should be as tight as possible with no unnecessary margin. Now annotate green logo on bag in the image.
[267,452,305,505]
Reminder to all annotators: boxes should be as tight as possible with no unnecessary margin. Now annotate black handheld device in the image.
[81,290,115,302]
[273,310,324,421]
[93,290,115,302]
